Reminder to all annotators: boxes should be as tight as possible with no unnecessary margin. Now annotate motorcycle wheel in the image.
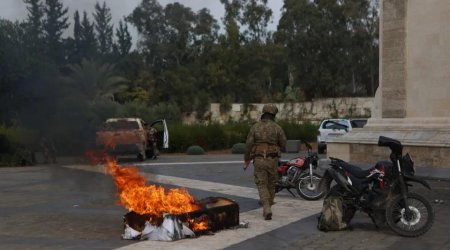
[385,192,434,237]
[296,173,325,200]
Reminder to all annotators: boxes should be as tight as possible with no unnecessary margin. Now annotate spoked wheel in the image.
[296,173,325,200]
[386,192,434,237]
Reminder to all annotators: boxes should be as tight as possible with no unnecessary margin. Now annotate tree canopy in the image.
[0,0,379,153]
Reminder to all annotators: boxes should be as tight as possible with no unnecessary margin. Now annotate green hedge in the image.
[0,121,318,161]
[0,125,36,166]
[278,121,317,142]
[167,121,317,153]
[231,143,246,154]
[186,145,205,155]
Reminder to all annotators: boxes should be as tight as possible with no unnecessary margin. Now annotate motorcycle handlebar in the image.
[304,141,312,150]
[378,136,403,156]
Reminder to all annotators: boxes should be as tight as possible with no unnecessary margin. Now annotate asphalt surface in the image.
[0,153,449,250]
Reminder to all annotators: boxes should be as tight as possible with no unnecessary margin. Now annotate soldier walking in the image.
[147,126,158,159]
[40,136,57,164]
[244,104,287,220]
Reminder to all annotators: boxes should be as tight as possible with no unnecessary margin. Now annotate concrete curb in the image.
[317,158,450,182]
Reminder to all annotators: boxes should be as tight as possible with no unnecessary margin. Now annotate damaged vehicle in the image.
[96,118,169,161]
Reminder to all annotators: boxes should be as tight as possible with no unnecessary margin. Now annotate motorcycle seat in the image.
[339,161,373,179]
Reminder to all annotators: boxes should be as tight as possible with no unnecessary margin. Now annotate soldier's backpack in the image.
[317,195,349,231]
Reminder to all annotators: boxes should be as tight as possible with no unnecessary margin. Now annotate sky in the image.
[0,0,284,46]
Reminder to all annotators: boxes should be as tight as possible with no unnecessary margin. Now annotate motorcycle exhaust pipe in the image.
[327,168,359,195]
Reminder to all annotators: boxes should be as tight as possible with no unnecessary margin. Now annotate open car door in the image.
[150,119,169,149]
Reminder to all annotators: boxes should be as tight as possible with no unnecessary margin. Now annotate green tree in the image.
[114,19,132,56]
[127,0,166,67]
[220,0,242,50]
[42,0,69,63]
[276,0,372,99]
[67,10,82,63]
[60,59,128,104]
[240,0,273,42]
[210,0,243,103]
[94,1,114,56]
[361,0,379,96]
[0,20,27,125]
[23,0,44,53]
[192,8,219,56]
[163,2,196,66]
[80,11,97,58]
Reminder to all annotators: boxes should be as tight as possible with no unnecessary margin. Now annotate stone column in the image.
[379,0,407,118]
[327,0,450,168]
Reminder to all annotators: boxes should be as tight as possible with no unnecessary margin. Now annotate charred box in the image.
[124,197,240,234]
[187,197,239,232]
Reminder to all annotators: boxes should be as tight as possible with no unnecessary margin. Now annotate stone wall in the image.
[328,0,450,169]
[331,141,450,168]
[205,97,373,124]
[405,0,450,117]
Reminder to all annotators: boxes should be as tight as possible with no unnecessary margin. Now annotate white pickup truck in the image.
[316,118,367,154]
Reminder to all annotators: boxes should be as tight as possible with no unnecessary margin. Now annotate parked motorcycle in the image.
[319,136,434,237]
[276,142,324,200]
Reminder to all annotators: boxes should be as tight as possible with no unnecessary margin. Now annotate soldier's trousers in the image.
[253,157,278,207]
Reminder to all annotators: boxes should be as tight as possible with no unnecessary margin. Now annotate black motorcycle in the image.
[319,136,434,237]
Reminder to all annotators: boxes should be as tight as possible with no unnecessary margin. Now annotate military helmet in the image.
[262,104,278,115]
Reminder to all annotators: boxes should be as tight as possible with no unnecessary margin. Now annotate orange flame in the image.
[104,157,201,216]
[188,215,209,231]
[86,151,208,231]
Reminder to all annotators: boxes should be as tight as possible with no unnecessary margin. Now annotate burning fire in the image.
[87,152,208,231]
[188,214,209,231]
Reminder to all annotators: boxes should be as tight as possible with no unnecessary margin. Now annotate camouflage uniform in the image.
[244,104,287,220]
[40,136,56,164]
[148,127,159,159]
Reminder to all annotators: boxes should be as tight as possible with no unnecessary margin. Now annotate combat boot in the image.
[263,204,272,220]
[258,200,275,206]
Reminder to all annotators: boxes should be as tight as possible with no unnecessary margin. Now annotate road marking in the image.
[63,164,257,199]
[62,164,322,250]
[135,160,243,166]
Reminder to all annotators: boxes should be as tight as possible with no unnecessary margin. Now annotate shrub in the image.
[168,123,228,153]
[167,121,316,153]
[279,121,318,142]
[0,125,21,147]
[231,143,246,154]
[222,122,251,146]
[0,125,36,166]
[186,145,205,155]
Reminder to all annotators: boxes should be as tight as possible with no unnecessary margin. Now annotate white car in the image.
[316,118,367,154]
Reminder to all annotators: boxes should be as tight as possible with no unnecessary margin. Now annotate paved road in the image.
[0,153,449,249]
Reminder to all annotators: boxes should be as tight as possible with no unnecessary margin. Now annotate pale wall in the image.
[327,0,450,168]
[406,1,450,117]
[204,97,373,124]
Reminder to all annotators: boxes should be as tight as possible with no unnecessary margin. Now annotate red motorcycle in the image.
[276,142,324,200]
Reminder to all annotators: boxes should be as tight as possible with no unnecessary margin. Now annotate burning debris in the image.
[122,197,240,241]
[87,152,241,241]
[122,213,196,241]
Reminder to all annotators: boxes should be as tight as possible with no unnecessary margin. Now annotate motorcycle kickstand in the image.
[368,214,380,229]
[287,189,296,197]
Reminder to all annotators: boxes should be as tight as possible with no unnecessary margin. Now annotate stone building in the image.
[328,0,450,168]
